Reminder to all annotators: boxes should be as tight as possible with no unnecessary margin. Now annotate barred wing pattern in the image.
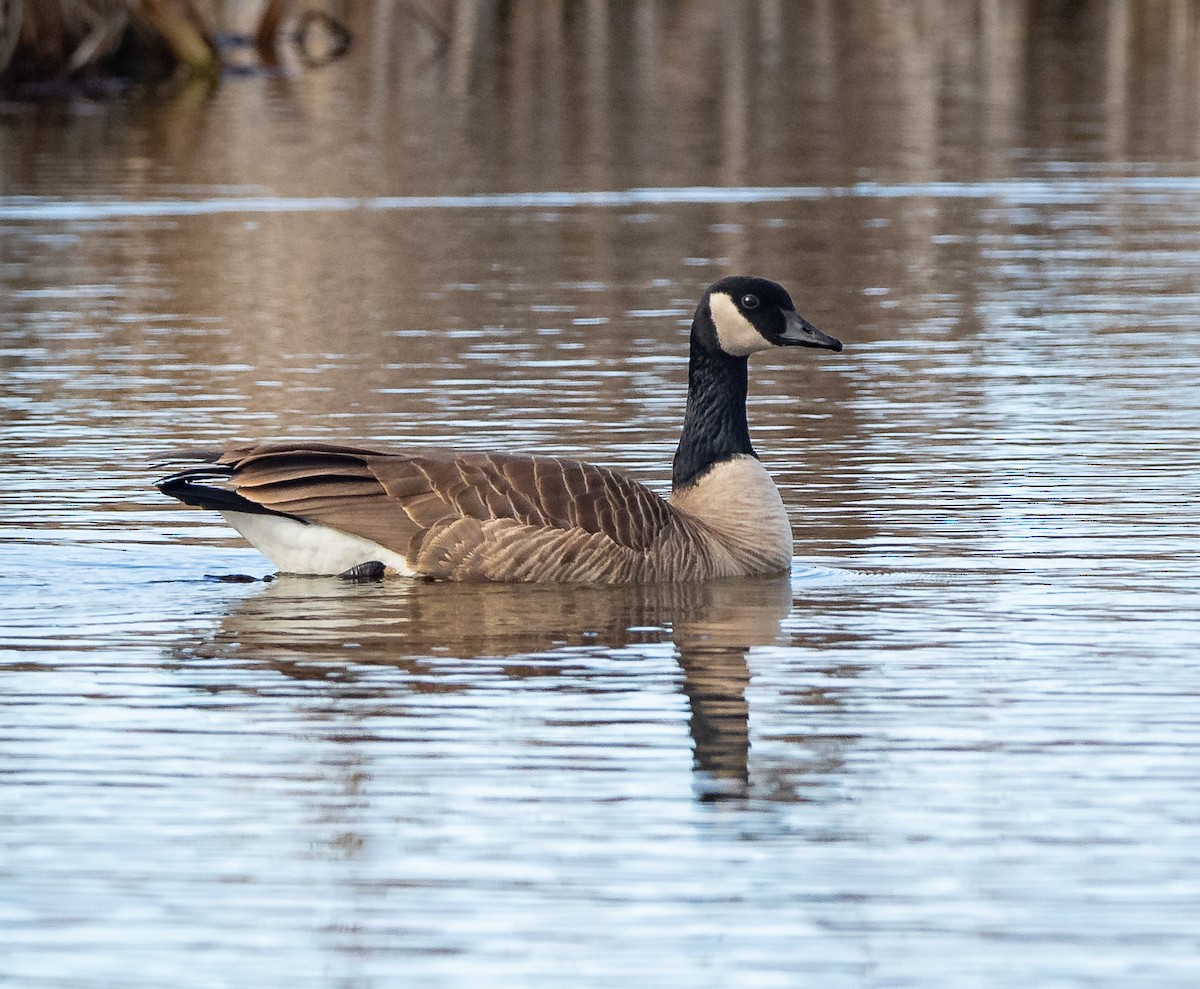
[199,443,739,583]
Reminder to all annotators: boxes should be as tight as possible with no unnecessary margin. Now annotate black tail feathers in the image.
[156,467,301,520]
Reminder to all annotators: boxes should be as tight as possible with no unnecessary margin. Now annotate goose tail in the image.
[156,464,299,521]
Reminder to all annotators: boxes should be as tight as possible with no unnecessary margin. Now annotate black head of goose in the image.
[157,276,842,583]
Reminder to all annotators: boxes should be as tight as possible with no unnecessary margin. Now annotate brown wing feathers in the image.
[184,443,686,580]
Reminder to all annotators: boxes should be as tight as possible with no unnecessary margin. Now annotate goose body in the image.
[158,276,842,583]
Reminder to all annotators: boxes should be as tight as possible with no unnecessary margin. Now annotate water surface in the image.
[3,3,1200,987]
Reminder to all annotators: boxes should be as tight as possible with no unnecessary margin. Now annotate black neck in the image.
[672,337,756,490]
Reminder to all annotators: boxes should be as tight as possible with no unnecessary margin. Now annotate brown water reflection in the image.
[183,575,804,799]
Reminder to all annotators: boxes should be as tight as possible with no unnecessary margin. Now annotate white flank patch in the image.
[709,292,771,356]
[219,511,416,576]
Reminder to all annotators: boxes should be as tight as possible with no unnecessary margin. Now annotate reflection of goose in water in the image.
[183,573,808,798]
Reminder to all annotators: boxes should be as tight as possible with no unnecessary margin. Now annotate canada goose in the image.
[157,275,842,583]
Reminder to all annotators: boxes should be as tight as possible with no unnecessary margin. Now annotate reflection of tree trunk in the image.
[1,0,24,74]
[677,646,752,798]
[254,0,289,65]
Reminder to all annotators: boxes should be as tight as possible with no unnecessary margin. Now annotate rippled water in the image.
[4,2,1200,986]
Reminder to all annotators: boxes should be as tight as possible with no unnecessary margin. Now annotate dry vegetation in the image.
[0,0,352,89]
[1,0,221,86]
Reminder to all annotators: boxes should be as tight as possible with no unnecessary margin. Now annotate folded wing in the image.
[161,443,709,582]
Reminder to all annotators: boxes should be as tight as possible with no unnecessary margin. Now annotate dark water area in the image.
[3,2,1200,986]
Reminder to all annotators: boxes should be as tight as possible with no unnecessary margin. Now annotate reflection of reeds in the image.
[1,0,218,85]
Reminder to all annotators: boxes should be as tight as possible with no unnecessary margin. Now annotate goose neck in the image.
[672,341,754,490]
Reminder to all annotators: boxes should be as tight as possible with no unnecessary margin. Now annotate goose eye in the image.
[741,294,760,310]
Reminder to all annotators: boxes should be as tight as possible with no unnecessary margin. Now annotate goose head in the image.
[696,275,842,357]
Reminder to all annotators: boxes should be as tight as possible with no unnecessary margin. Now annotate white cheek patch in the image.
[709,292,771,356]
